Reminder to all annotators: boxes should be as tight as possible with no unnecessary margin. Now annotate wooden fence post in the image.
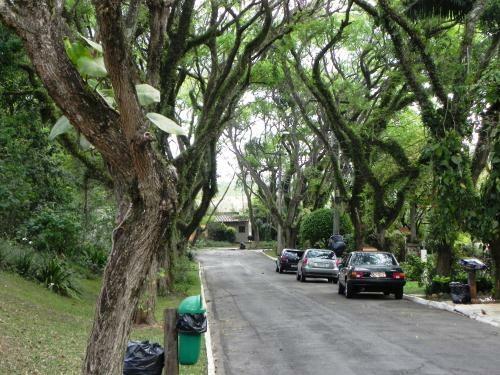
[164,308,179,375]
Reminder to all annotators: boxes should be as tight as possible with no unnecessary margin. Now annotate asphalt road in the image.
[198,249,500,375]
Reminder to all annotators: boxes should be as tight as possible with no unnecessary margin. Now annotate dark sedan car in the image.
[275,249,304,273]
[338,251,405,299]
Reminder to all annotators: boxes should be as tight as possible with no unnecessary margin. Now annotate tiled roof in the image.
[213,214,248,223]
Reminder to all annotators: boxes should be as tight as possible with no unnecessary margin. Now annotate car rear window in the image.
[307,250,335,259]
[350,253,396,266]
[283,250,303,259]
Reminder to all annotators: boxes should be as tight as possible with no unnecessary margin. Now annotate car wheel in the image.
[300,272,306,282]
[338,281,345,294]
[383,291,390,296]
[332,278,338,284]
[345,281,354,298]
[395,288,404,300]
[279,265,284,274]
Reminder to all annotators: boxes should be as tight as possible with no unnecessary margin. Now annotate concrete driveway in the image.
[198,249,500,375]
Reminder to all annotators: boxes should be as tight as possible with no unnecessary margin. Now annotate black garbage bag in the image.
[177,313,207,334]
[123,341,164,375]
[328,235,346,257]
[450,282,471,304]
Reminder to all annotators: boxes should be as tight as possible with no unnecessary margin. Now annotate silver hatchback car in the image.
[296,249,339,283]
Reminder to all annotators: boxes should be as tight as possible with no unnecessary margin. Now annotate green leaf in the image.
[97,89,115,107]
[451,155,461,165]
[79,35,103,53]
[49,116,73,141]
[79,134,93,150]
[64,39,92,65]
[136,84,160,106]
[77,56,107,78]
[146,113,187,136]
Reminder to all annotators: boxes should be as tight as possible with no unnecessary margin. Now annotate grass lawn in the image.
[404,281,425,295]
[0,264,207,375]
[263,249,278,258]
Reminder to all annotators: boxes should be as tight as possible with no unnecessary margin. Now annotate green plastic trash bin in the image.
[177,295,206,365]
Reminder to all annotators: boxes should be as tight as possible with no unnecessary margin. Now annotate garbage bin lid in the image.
[178,295,206,314]
[459,258,487,270]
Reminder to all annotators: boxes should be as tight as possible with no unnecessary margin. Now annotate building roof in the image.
[213,213,248,223]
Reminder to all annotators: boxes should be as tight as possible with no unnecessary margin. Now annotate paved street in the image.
[198,249,500,375]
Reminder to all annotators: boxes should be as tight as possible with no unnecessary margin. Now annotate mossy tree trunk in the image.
[490,237,500,300]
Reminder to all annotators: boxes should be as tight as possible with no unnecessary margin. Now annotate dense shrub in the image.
[255,220,276,241]
[426,275,451,294]
[0,241,7,269]
[81,243,108,273]
[299,209,352,248]
[401,254,426,281]
[476,276,493,292]
[0,238,38,276]
[23,207,81,255]
[342,233,356,253]
[0,112,72,238]
[385,230,406,258]
[13,250,37,278]
[207,222,236,242]
[172,255,198,294]
[36,256,79,296]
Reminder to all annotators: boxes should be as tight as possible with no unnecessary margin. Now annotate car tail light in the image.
[392,272,405,280]
[350,270,364,279]
[280,256,288,263]
[336,258,341,266]
[303,258,308,265]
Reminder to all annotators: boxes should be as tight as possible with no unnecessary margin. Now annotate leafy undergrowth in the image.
[247,241,276,250]
[0,265,207,375]
[404,281,425,295]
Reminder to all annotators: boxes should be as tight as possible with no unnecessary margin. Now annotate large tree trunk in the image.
[283,226,297,249]
[410,202,418,243]
[248,196,260,243]
[83,185,176,374]
[349,199,364,251]
[133,257,158,325]
[375,226,386,251]
[490,237,500,300]
[435,241,452,276]
[158,223,177,295]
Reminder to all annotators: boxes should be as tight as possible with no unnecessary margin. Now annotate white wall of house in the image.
[226,221,249,243]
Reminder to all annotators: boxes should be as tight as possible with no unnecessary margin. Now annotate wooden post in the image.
[164,308,179,375]
[468,270,478,303]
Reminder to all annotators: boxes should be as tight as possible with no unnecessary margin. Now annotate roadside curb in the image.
[404,294,500,328]
[199,262,216,375]
[260,250,275,261]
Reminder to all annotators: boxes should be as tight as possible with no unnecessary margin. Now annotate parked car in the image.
[275,249,304,273]
[296,249,338,283]
[338,251,406,299]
